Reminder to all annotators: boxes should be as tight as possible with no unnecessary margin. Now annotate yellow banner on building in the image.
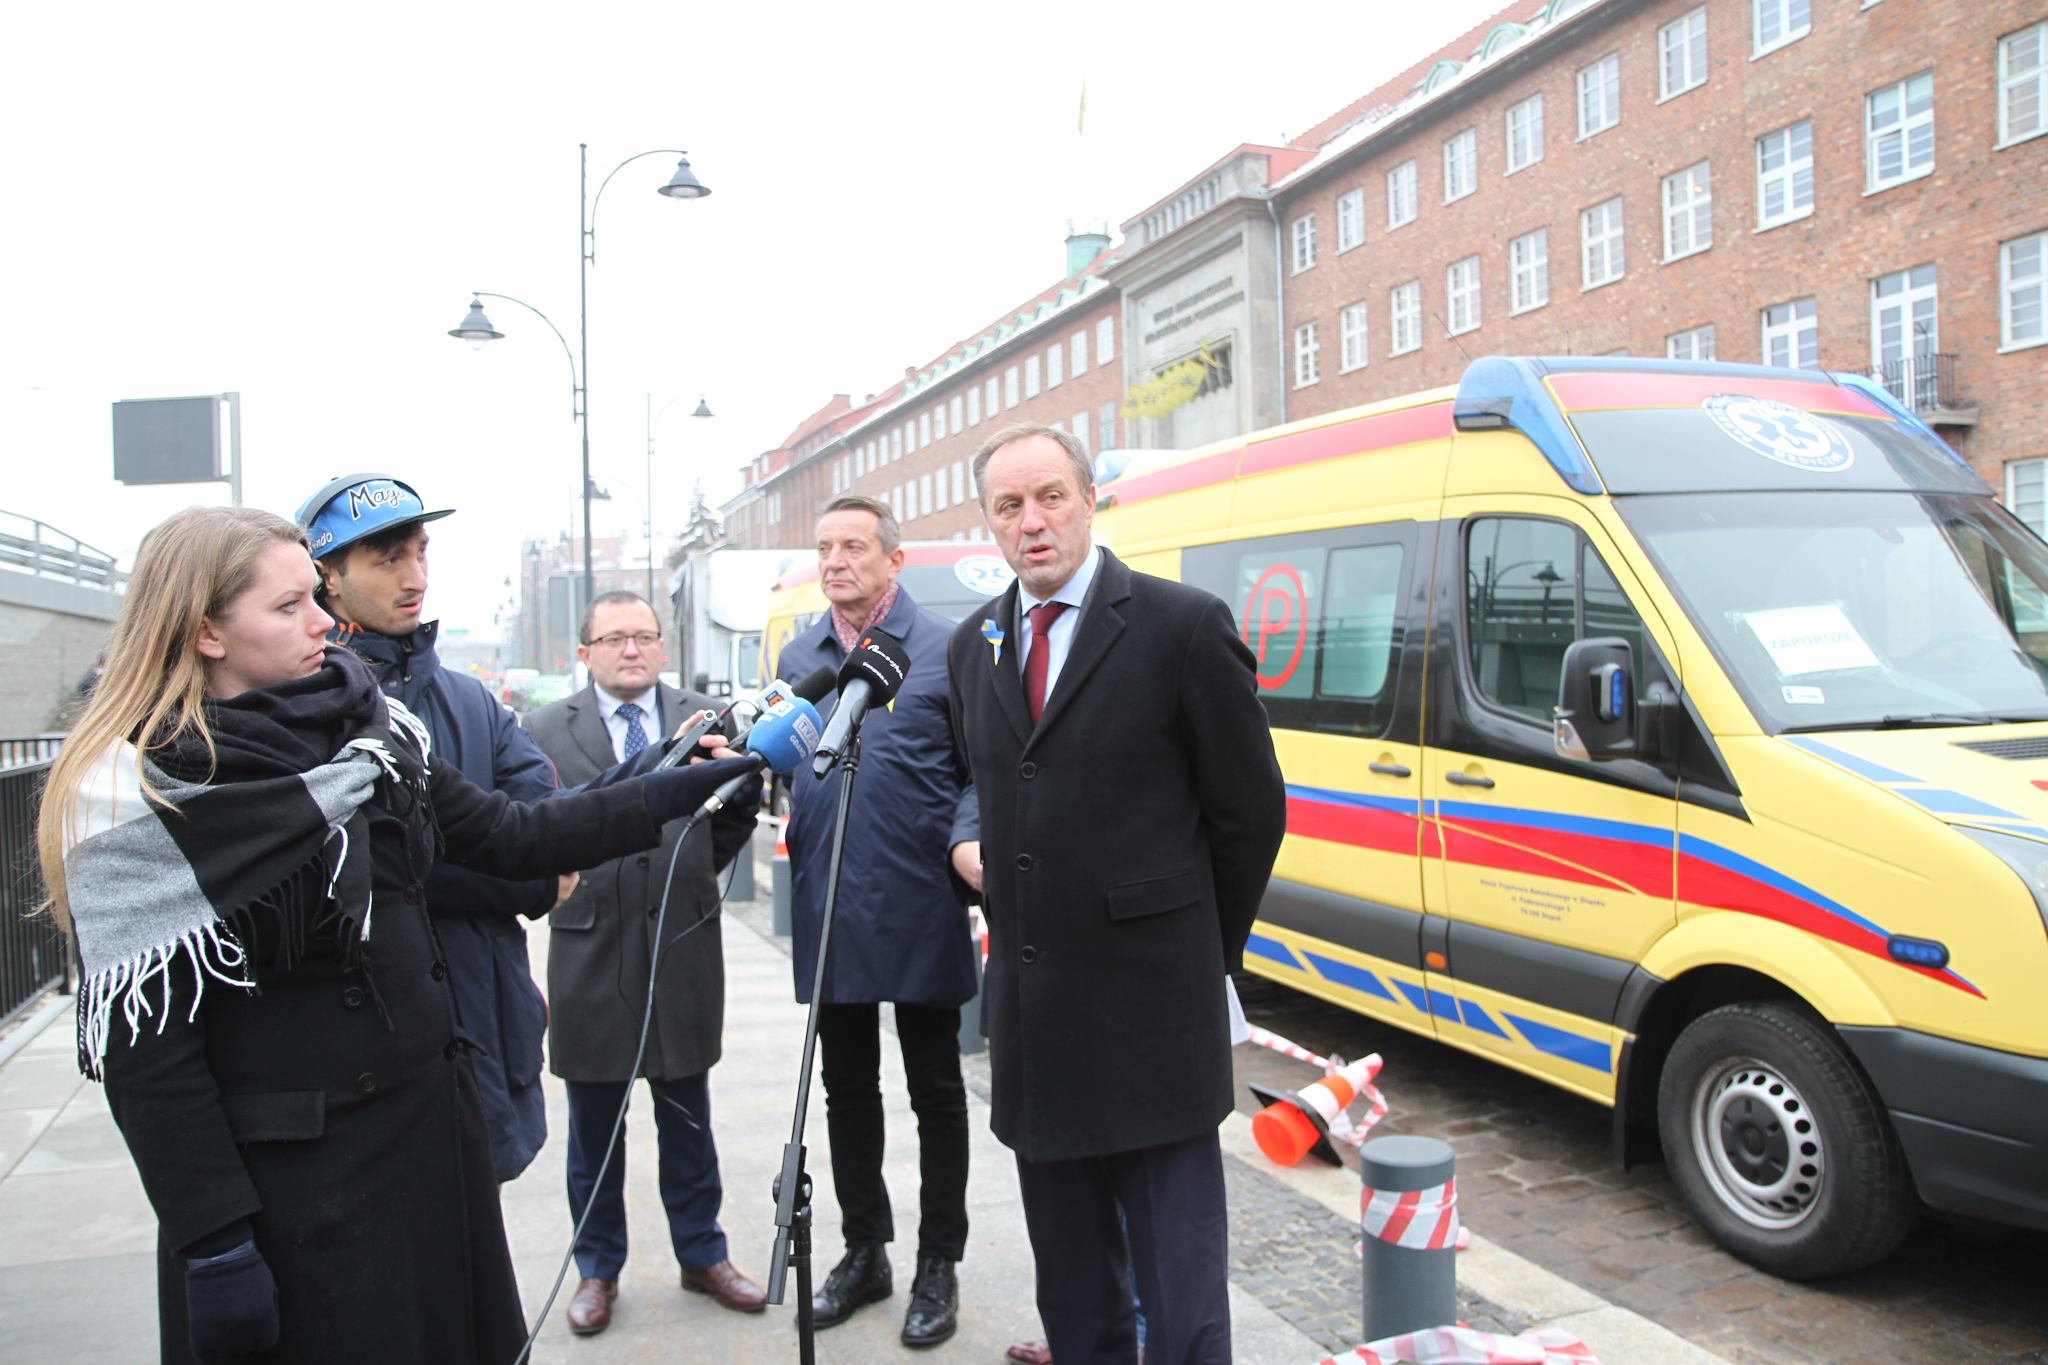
[1122,343,1222,420]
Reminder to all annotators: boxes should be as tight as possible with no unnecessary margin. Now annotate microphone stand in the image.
[766,731,862,1365]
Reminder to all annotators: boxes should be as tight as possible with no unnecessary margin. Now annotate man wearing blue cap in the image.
[298,473,565,1183]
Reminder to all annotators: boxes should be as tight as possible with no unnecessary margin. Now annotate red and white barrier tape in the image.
[1362,1178,1471,1252]
[1245,1025,1389,1147]
[1316,1326,1598,1365]
[969,905,989,967]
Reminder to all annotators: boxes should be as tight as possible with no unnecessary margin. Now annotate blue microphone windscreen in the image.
[749,695,824,774]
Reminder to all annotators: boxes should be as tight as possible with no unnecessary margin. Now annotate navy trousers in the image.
[1015,1128,1230,1365]
[565,1073,728,1279]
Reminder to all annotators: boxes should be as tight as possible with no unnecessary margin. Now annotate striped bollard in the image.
[1359,1135,1459,1343]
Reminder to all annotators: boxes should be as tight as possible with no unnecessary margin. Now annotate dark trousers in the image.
[565,1073,728,1280]
[816,1001,970,1260]
[1015,1129,1230,1365]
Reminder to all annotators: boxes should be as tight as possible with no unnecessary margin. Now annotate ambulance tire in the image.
[1657,1001,1913,1279]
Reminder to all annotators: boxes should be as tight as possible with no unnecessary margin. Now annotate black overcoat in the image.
[946,548,1287,1163]
[99,729,672,1364]
[525,683,757,1081]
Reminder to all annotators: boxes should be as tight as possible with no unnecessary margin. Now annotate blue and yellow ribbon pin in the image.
[980,618,1004,666]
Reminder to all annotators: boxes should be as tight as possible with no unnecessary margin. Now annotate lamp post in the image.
[449,145,710,608]
[646,392,715,604]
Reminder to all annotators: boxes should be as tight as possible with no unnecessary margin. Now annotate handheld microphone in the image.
[692,685,826,817]
[651,667,835,772]
[811,629,912,777]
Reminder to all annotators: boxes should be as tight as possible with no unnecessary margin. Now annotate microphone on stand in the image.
[811,630,912,777]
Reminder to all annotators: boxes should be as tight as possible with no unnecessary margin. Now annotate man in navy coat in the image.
[777,494,977,1348]
[947,426,1286,1365]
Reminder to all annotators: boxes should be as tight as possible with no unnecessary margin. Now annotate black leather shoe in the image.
[811,1244,891,1329]
[900,1252,959,1348]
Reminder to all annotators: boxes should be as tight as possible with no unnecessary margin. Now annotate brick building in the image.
[723,230,1127,550]
[1271,0,2046,509]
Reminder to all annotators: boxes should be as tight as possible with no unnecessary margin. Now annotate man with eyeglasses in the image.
[297,474,569,1187]
[524,591,768,1334]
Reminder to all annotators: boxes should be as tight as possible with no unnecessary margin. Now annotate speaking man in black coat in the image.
[946,424,1286,1365]
[524,592,767,1334]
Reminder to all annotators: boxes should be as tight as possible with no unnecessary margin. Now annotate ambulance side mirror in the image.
[1555,637,1638,762]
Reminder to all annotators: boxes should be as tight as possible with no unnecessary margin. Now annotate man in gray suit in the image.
[524,591,767,1335]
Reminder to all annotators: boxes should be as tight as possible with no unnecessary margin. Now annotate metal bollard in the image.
[727,829,757,903]
[1360,1134,1459,1342]
[770,818,793,937]
[957,956,986,1055]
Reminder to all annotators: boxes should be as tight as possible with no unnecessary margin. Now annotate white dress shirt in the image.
[594,684,663,764]
[1016,542,1102,701]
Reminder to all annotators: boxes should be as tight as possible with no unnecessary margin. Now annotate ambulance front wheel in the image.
[1657,1001,1914,1279]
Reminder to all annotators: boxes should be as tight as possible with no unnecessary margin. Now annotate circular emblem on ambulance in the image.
[953,554,1016,597]
[1702,394,1854,473]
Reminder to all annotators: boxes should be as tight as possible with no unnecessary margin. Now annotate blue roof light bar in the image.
[1452,356,1603,494]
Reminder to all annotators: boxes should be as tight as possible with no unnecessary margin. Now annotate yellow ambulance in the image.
[1092,356,2048,1278]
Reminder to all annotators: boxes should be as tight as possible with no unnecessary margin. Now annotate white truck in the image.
[669,546,793,697]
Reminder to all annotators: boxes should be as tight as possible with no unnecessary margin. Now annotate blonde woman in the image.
[38,506,750,1364]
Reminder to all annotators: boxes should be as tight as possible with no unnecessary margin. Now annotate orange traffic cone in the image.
[1251,1055,1382,1168]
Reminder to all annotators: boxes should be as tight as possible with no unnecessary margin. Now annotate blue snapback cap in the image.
[297,473,454,560]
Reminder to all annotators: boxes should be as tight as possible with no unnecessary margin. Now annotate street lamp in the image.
[646,392,715,604]
[449,144,710,608]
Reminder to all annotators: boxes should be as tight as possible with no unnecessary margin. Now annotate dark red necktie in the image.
[1023,602,1068,726]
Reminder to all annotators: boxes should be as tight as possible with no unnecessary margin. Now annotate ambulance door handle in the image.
[1369,762,1412,778]
[1444,771,1495,789]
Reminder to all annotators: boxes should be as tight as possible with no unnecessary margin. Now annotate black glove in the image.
[639,755,759,826]
[185,1238,279,1360]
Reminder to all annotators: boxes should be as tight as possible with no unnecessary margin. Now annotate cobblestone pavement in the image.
[1228,971,2048,1365]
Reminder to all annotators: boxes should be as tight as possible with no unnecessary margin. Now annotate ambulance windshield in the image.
[1619,492,2048,734]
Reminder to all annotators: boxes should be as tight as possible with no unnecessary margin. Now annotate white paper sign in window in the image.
[1745,604,1881,676]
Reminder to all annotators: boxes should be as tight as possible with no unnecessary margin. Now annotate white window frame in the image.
[919,473,933,518]
[1999,21,2047,148]
[1870,263,1939,375]
[1096,316,1115,364]
[1293,320,1321,388]
[920,411,932,445]
[1070,331,1088,376]
[1291,214,1318,273]
[984,378,999,420]
[1339,302,1370,372]
[1761,296,1819,369]
[1047,343,1063,388]
[1866,72,1935,193]
[2007,459,2048,538]
[1336,187,1366,252]
[1446,256,1482,335]
[1577,53,1620,139]
[967,387,982,427]
[1510,228,1549,314]
[1443,129,1477,202]
[1025,354,1041,399]
[952,461,966,506]
[1004,366,1020,409]
[1581,197,1626,289]
[1391,281,1423,356]
[1073,409,1090,450]
[1098,402,1117,451]
[1505,94,1545,174]
[1662,161,1713,261]
[950,394,964,430]
[1666,325,1717,360]
[1755,120,1814,230]
[1659,7,1708,101]
[1387,160,1418,230]
[2002,230,2047,351]
[1752,0,1810,59]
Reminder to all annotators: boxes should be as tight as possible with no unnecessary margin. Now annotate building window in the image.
[1578,53,1620,138]
[1761,297,1819,368]
[1870,263,1939,401]
[1071,330,1088,376]
[1505,94,1544,173]
[892,428,903,461]
[953,460,967,506]
[917,474,932,518]
[1660,7,1708,101]
[935,462,950,511]
[1291,213,1318,273]
[1387,160,1418,229]
[967,387,982,427]
[1073,409,1090,450]
[922,411,934,445]
[1754,0,1809,57]
[1337,187,1366,251]
[2004,231,2047,350]
[1391,281,1422,355]
[1443,129,1477,202]
[2009,460,2048,537]
[1662,161,1713,261]
[1867,72,1935,191]
[1510,228,1549,313]
[1004,367,1020,409]
[1098,402,1118,451]
[1581,197,1626,288]
[950,395,964,431]
[1666,325,1717,360]
[1047,342,1064,388]
[1756,121,1814,228]
[1339,302,1370,372]
[1097,317,1115,364]
[1293,321,1321,388]
[1445,256,1481,335]
[1025,354,1041,399]
[2000,22,2046,146]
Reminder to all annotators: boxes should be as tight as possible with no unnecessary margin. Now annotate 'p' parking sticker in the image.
[1703,394,1854,473]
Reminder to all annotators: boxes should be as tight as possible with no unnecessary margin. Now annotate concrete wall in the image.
[0,575,116,735]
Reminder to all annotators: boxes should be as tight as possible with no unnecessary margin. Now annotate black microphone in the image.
[650,666,835,772]
[811,629,912,777]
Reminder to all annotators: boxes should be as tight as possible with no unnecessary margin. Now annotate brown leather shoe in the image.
[681,1258,768,1313]
[567,1277,617,1335]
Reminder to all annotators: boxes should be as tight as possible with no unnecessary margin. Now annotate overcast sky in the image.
[2,0,1507,637]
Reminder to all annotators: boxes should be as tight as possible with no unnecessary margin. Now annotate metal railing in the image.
[0,510,125,591]
[0,760,66,1028]
[1,735,66,771]
[1871,351,1962,415]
